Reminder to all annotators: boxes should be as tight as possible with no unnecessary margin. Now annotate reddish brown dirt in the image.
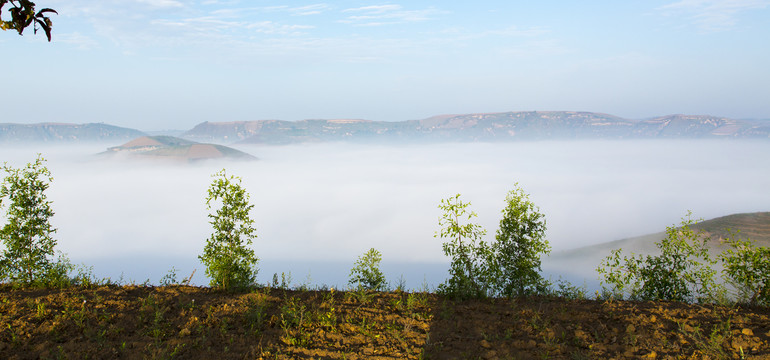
[118,137,163,148]
[1,285,769,359]
[186,144,223,160]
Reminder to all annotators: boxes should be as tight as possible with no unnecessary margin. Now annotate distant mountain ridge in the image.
[0,122,145,143]
[182,112,770,144]
[3,112,769,144]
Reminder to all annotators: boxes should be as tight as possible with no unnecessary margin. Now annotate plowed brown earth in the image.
[1,285,769,359]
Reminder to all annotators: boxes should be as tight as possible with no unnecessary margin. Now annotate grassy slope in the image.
[692,212,770,246]
[548,212,770,269]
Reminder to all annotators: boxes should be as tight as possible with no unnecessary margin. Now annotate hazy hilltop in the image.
[102,136,257,162]
[0,123,145,143]
[3,112,769,145]
[181,111,770,144]
[547,212,770,271]
[692,212,770,246]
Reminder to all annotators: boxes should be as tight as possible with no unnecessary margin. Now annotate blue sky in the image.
[2,0,769,130]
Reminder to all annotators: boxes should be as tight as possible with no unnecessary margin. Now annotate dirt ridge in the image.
[2,285,770,359]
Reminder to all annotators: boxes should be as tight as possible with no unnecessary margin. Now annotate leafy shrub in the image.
[40,251,76,288]
[489,184,550,297]
[272,272,292,290]
[720,234,770,306]
[546,278,588,300]
[198,170,259,290]
[597,212,724,303]
[348,248,386,291]
[69,264,107,288]
[159,267,179,286]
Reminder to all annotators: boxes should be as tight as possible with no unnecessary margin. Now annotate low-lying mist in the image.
[2,140,769,289]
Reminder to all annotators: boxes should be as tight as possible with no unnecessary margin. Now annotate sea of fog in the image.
[1,140,769,290]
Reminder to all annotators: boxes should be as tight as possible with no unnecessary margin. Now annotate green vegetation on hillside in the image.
[598,212,770,307]
[597,212,723,303]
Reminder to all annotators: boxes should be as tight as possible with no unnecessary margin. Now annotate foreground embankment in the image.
[1,285,769,359]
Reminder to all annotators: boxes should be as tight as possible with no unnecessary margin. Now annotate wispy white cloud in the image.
[246,21,315,34]
[290,4,330,16]
[151,17,244,32]
[343,5,402,13]
[56,32,100,50]
[43,1,550,65]
[223,4,329,16]
[151,16,314,37]
[422,25,559,58]
[339,4,440,26]
[47,0,326,54]
[135,0,184,8]
[484,26,549,38]
[658,0,770,31]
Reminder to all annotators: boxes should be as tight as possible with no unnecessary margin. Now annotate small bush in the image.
[39,251,76,288]
[348,248,386,291]
[272,272,292,290]
[597,212,724,303]
[159,267,179,287]
[720,234,770,306]
[546,278,588,300]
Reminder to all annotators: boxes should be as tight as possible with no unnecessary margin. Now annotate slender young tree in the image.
[0,155,58,284]
[348,248,387,291]
[199,169,259,290]
[491,184,550,297]
[435,194,490,299]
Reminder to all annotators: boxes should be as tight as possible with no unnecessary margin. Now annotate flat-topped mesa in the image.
[322,119,371,124]
[0,123,145,142]
[636,114,746,137]
[179,111,770,145]
[181,121,272,144]
[411,111,637,141]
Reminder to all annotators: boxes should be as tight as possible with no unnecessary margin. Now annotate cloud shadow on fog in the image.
[2,140,770,288]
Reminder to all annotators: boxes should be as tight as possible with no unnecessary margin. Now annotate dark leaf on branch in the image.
[34,18,50,41]
[36,8,57,16]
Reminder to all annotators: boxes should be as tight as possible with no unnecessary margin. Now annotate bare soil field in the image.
[1,285,770,359]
